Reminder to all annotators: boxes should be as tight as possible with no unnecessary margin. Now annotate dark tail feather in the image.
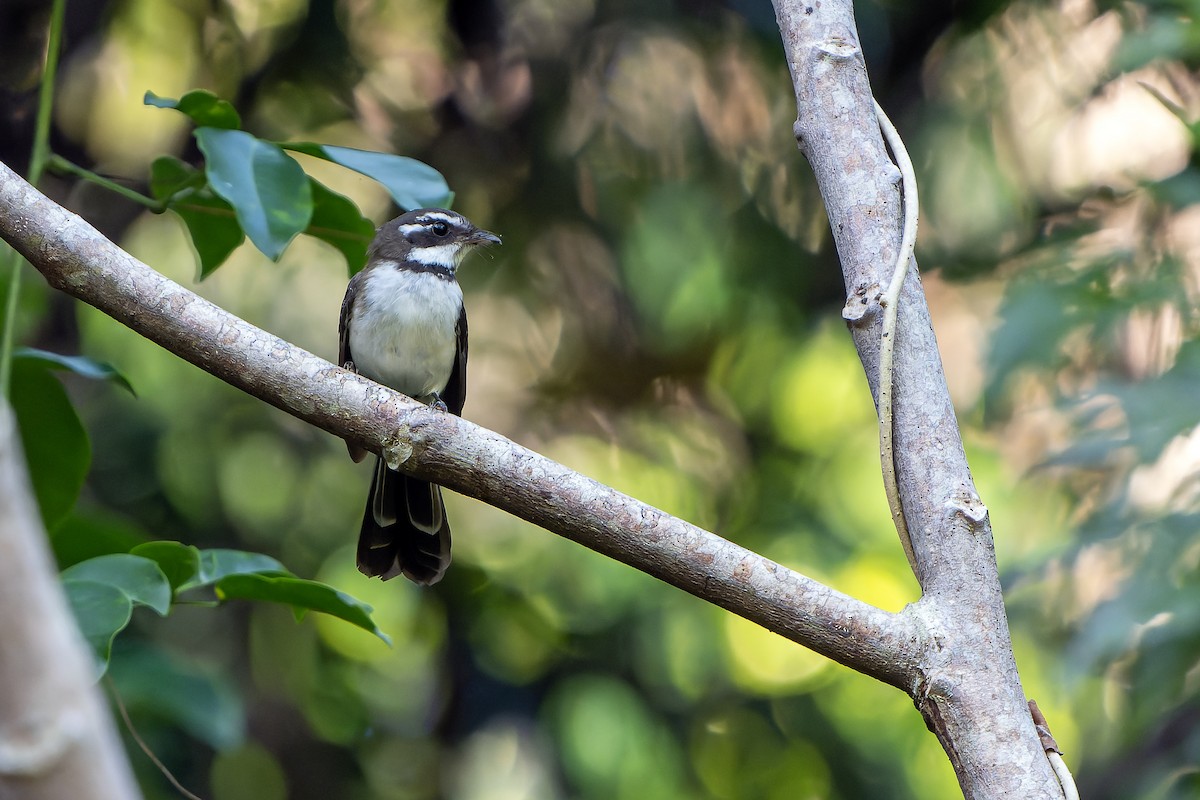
[357,457,452,585]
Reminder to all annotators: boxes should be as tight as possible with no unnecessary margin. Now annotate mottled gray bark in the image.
[0,403,142,800]
[771,0,1063,796]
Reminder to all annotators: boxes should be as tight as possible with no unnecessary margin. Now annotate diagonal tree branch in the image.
[772,0,1064,796]
[0,158,918,688]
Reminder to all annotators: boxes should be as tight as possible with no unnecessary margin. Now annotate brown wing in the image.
[441,305,467,416]
[340,270,369,462]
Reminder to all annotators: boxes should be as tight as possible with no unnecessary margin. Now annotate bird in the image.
[338,208,500,584]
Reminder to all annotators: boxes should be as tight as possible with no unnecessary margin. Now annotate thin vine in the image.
[0,0,67,399]
[872,99,919,576]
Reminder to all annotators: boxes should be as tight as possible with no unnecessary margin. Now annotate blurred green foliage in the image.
[4,0,1200,798]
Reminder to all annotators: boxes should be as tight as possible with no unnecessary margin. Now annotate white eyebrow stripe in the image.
[408,243,462,266]
[418,211,459,224]
[398,223,424,235]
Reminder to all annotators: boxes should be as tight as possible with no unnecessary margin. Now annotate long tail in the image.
[356,457,452,584]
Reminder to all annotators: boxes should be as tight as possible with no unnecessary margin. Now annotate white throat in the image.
[408,243,463,268]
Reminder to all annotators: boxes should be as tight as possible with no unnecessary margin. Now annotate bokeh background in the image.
[4,0,1200,797]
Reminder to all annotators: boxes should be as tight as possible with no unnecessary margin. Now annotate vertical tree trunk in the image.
[0,403,142,800]
[771,0,1064,795]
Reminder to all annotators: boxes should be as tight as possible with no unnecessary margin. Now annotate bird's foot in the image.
[431,393,448,412]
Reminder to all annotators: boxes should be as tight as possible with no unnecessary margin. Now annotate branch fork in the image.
[0,0,1078,792]
[773,0,1069,795]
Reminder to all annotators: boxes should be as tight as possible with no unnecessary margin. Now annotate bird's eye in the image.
[431,221,450,236]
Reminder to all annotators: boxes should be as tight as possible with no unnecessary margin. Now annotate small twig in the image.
[106,677,205,800]
[47,156,164,212]
[27,0,65,184]
[873,99,919,576]
[1029,700,1079,800]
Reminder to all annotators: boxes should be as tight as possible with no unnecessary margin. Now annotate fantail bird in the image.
[339,208,500,584]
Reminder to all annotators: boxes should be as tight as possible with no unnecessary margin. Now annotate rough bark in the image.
[0,403,143,800]
[772,0,1062,796]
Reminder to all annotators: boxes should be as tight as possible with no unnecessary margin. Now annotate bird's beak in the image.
[469,228,502,247]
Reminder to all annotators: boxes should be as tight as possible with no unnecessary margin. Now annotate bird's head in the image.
[369,208,501,274]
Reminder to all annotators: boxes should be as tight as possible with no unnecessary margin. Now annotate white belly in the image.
[349,264,463,400]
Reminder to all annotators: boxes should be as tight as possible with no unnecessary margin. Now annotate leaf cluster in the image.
[11,345,388,682]
[63,545,389,674]
[144,90,452,277]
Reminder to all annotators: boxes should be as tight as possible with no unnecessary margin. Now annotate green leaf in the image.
[1114,16,1200,74]
[215,573,391,644]
[145,89,241,130]
[110,645,245,750]
[130,541,202,592]
[1150,169,1200,209]
[195,128,312,260]
[306,179,375,274]
[14,347,135,395]
[180,548,286,591]
[149,155,204,202]
[10,360,90,531]
[987,278,1076,398]
[51,513,147,570]
[61,554,172,616]
[172,195,245,278]
[1110,339,1200,464]
[151,156,246,277]
[283,142,452,210]
[63,579,133,670]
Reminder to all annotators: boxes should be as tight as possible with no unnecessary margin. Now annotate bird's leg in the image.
[430,392,449,412]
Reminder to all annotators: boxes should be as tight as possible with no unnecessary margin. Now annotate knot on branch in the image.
[382,428,415,471]
[883,161,902,187]
[816,36,860,61]
[792,118,805,147]
[945,485,988,527]
[0,710,86,777]
[842,280,882,322]
[921,671,955,702]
